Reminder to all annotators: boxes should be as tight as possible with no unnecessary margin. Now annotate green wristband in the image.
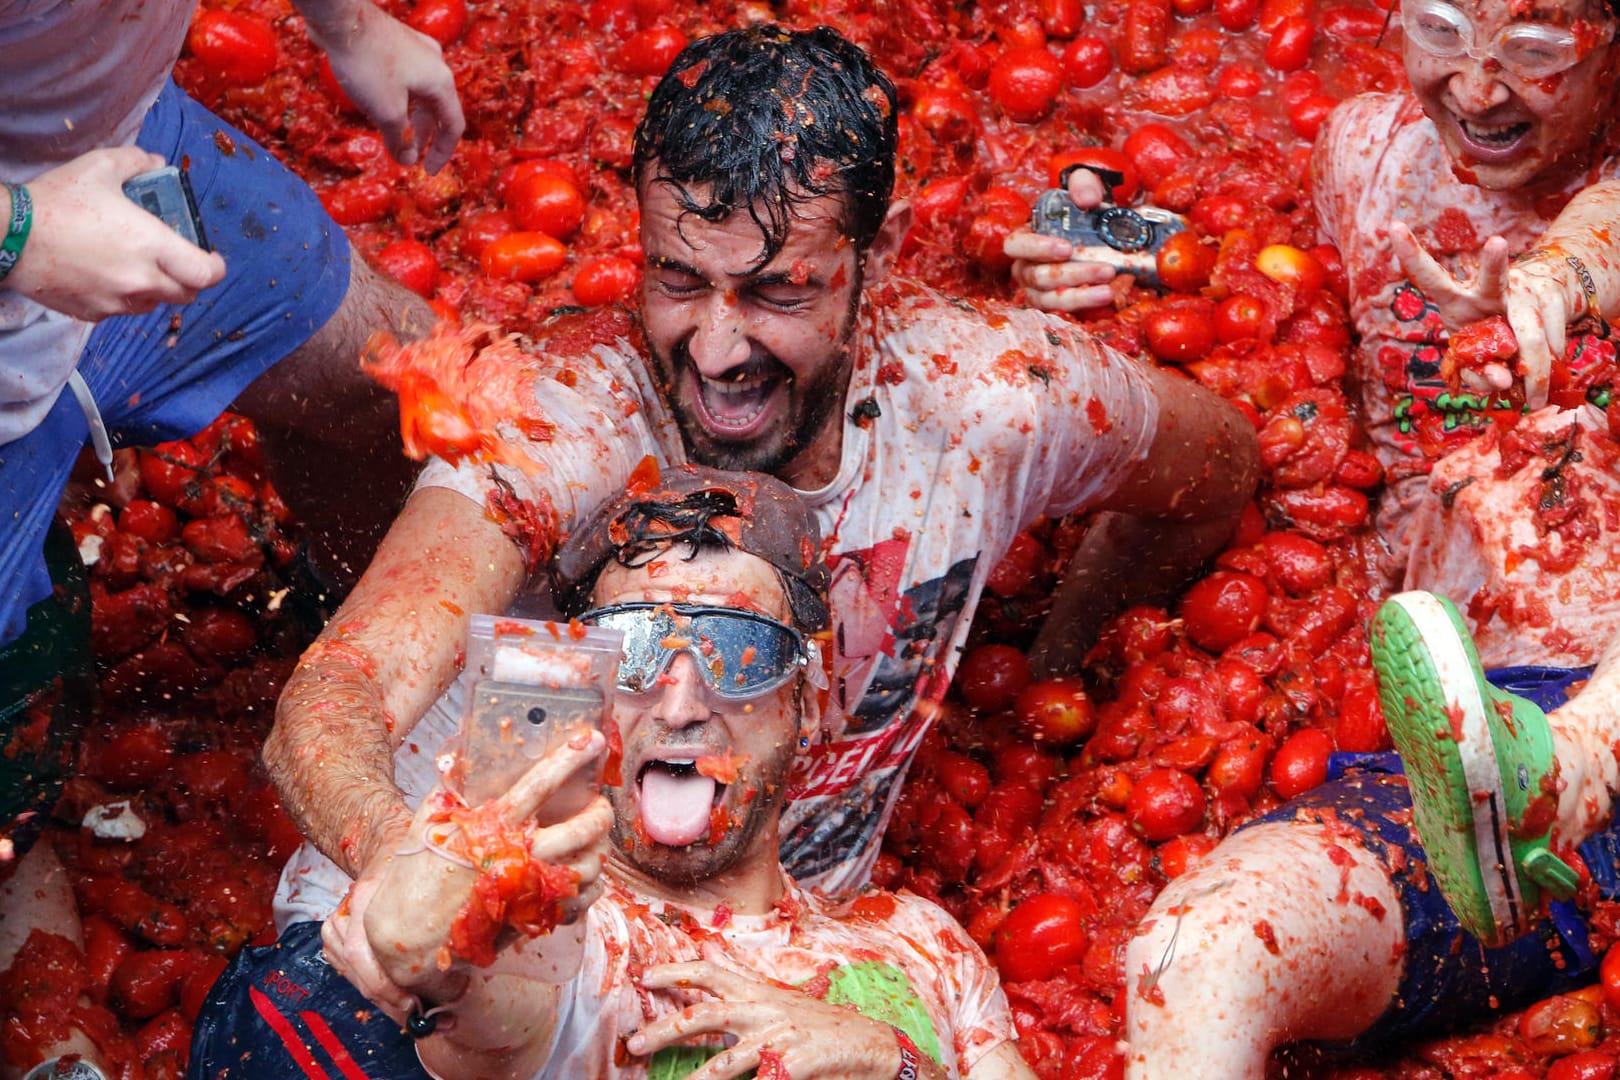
[0,183,32,284]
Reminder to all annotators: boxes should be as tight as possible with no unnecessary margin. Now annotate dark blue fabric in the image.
[188,920,430,1080]
[1,79,351,645]
[1256,665,1618,1051]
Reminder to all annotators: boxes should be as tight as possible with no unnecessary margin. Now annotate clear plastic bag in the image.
[446,614,622,823]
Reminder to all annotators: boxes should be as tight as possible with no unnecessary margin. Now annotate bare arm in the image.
[967,1043,1039,1080]
[289,0,465,173]
[1030,365,1259,675]
[263,485,526,876]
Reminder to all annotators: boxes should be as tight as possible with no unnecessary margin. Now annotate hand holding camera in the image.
[1006,162,1192,312]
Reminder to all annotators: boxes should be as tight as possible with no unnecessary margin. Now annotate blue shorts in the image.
[1252,665,1620,1051]
[0,79,351,645]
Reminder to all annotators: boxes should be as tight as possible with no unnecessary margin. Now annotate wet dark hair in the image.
[632,24,899,269]
[554,482,831,634]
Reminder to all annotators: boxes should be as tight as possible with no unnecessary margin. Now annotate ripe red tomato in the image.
[1258,531,1333,595]
[911,89,979,145]
[994,893,1089,982]
[1336,682,1389,753]
[572,255,641,306]
[111,950,194,1020]
[1546,1051,1617,1080]
[1213,294,1271,344]
[1040,0,1084,36]
[120,499,180,545]
[182,607,258,664]
[321,177,395,227]
[615,25,687,77]
[1122,124,1191,190]
[1127,768,1206,841]
[936,751,992,808]
[139,441,206,509]
[508,174,586,239]
[482,232,567,283]
[1216,0,1262,30]
[1209,727,1271,803]
[1178,571,1269,652]
[1255,244,1326,294]
[1269,728,1334,799]
[1320,4,1390,38]
[1061,36,1113,88]
[987,531,1047,598]
[457,209,515,260]
[988,47,1065,122]
[1048,148,1140,204]
[1213,63,1264,98]
[955,644,1032,713]
[375,239,440,298]
[407,0,468,44]
[979,783,1045,836]
[1264,16,1316,71]
[1519,993,1603,1055]
[1155,833,1217,878]
[137,1008,193,1061]
[1258,0,1312,31]
[1155,232,1216,294]
[1598,945,1620,1017]
[1015,678,1097,746]
[995,744,1061,791]
[1288,93,1338,140]
[1119,0,1172,74]
[1144,304,1216,364]
[187,11,277,87]
[180,952,231,1024]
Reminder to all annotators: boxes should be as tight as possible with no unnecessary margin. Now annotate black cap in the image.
[552,462,830,633]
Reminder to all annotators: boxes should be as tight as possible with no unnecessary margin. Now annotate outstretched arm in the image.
[1030,366,1259,676]
[292,0,466,173]
[263,485,526,878]
[2,150,226,320]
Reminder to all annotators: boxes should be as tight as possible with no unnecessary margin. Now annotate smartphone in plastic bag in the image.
[447,615,623,823]
[122,166,210,252]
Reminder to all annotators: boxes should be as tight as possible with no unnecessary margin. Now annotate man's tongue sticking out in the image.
[640,762,718,846]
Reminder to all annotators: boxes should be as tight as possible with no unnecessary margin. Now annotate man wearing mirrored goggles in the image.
[234,466,1033,1080]
[581,602,823,702]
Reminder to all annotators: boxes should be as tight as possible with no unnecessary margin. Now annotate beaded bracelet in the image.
[0,183,32,285]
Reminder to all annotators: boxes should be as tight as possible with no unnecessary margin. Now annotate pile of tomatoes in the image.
[3,418,311,1079]
[10,0,1620,1076]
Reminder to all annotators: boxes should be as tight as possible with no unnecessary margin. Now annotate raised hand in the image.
[326,727,612,1008]
[5,148,226,321]
[299,0,466,174]
[627,960,941,1080]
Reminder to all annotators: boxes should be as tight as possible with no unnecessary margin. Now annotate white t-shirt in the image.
[1312,93,1620,667]
[275,279,1159,910]
[0,0,192,445]
[532,875,1014,1079]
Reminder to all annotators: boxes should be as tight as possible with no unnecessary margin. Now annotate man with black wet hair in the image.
[267,24,1256,915]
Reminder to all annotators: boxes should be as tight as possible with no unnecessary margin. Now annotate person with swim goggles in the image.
[1401,0,1616,80]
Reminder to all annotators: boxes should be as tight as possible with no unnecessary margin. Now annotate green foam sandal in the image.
[1369,591,1579,946]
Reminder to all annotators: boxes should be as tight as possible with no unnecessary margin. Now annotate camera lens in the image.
[1097,207,1153,252]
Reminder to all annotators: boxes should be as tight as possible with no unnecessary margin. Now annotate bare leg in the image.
[0,843,103,1080]
[231,256,434,591]
[1547,646,1620,848]
[1121,821,1405,1079]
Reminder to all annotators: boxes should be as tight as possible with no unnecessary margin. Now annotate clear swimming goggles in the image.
[1401,0,1615,80]
[581,602,820,701]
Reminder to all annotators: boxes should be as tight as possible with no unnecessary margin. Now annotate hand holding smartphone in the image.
[448,615,623,823]
[122,166,210,252]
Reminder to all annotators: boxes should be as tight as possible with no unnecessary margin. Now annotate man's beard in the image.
[608,740,797,887]
[652,280,863,478]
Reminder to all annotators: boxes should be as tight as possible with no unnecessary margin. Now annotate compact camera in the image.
[122,166,210,251]
[1030,165,1188,289]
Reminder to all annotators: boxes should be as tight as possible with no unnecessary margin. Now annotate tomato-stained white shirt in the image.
[408,279,1158,896]
[529,875,1013,1079]
[1312,92,1620,667]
